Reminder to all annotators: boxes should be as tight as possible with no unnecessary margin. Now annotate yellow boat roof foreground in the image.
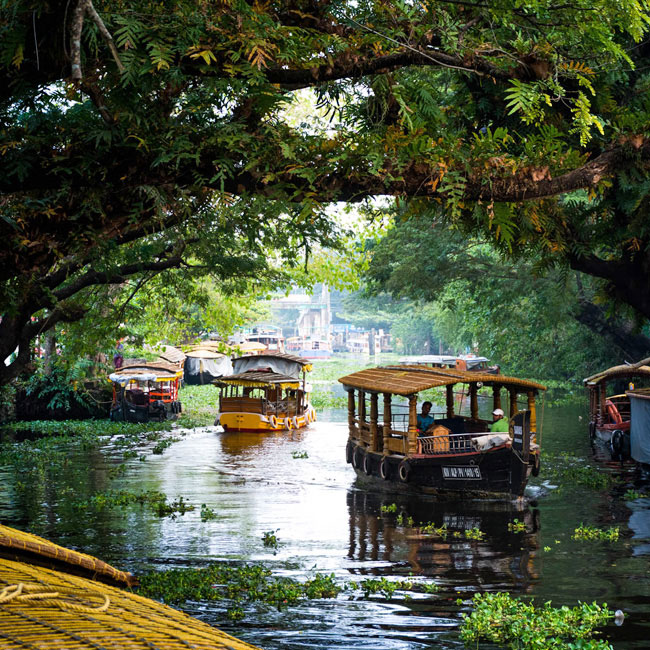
[338,365,546,396]
[0,525,261,650]
[584,356,650,385]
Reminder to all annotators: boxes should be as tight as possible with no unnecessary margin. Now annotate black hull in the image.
[347,442,530,499]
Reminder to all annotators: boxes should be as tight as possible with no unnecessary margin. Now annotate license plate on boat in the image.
[442,466,481,480]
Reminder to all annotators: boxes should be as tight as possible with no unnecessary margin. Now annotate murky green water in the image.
[1,403,649,649]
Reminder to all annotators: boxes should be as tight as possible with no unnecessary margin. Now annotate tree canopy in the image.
[2,0,650,384]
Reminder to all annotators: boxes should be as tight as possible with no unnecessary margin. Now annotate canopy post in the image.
[446,384,454,418]
[359,390,366,425]
[597,384,606,426]
[492,384,502,412]
[370,393,379,452]
[527,391,537,441]
[407,395,418,455]
[382,393,392,454]
[508,388,518,418]
[470,383,479,420]
[347,388,356,435]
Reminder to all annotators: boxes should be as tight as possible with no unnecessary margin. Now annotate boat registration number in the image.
[442,466,482,480]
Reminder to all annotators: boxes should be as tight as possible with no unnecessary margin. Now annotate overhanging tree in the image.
[2,0,650,385]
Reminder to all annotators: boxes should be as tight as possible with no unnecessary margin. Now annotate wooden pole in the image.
[407,395,418,455]
[347,389,356,436]
[470,383,479,420]
[370,393,379,452]
[359,390,366,424]
[492,384,502,412]
[383,393,392,454]
[446,384,454,418]
[508,388,518,419]
[527,391,537,443]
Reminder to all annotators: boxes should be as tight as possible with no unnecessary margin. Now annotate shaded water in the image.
[1,404,650,649]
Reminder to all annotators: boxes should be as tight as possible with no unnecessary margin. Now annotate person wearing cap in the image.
[490,408,509,433]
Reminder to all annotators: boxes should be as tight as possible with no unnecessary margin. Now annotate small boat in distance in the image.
[338,365,545,498]
[584,358,650,445]
[109,361,183,422]
[398,354,500,374]
[285,336,332,359]
[214,352,315,432]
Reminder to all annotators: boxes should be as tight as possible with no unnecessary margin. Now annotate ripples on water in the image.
[0,405,649,649]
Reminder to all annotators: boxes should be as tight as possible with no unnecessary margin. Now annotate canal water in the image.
[1,404,649,650]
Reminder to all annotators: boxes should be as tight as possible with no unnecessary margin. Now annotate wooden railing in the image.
[220,397,265,414]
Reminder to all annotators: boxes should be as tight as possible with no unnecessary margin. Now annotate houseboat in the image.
[626,388,650,469]
[584,357,650,444]
[398,355,500,374]
[338,365,545,498]
[285,336,332,359]
[214,352,315,432]
[109,361,183,422]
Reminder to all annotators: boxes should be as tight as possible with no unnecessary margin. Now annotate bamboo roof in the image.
[214,370,301,390]
[0,525,136,588]
[584,357,650,385]
[232,352,313,368]
[0,557,261,650]
[338,365,545,396]
[156,345,186,365]
[110,361,182,382]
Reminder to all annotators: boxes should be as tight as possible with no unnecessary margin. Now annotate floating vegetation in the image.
[463,527,485,540]
[460,592,615,650]
[72,490,195,519]
[539,452,615,490]
[623,489,646,500]
[420,522,449,538]
[572,525,620,542]
[200,504,218,521]
[262,530,279,549]
[291,450,309,459]
[396,513,414,527]
[137,564,342,619]
[380,503,397,513]
[508,519,527,533]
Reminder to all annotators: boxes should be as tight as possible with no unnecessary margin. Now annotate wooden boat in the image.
[0,524,260,650]
[214,352,315,432]
[109,361,183,422]
[286,336,332,359]
[338,365,545,498]
[626,388,650,469]
[584,358,650,444]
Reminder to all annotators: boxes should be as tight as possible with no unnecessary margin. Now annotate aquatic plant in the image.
[419,522,449,538]
[464,527,485,540]
[262,530,279,549]
[200,504,218,521]
[460,592,615,650]
[623,489,646,501]
[291,450,309,459]
[539,452,615,490]
[508,519,527,533]
[380,503,397,513]
[572,525,620,542]
[357,577,413,599]
[396,513,414,527]
[72,489,195,519]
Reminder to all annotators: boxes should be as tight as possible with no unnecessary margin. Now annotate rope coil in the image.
[0,583,110,613]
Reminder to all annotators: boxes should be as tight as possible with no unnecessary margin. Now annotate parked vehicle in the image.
[214,352,315,432]
[338,365,545,498]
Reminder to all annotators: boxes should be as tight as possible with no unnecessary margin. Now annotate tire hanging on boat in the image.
[352,447,362,469]
[292,416,300,429]
[398,460,411,483]
[269,414,278,429]
[285,416,293,430]
[379,457,390,480]
[363,453,372,475]
[346,441,354,464]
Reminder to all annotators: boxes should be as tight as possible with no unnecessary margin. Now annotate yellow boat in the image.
[214,352,315,432]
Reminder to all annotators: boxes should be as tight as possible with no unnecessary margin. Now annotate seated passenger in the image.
[490,408,509,433]
[417,401,435,434]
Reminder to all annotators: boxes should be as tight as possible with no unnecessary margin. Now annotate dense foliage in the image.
[2,0,650,385]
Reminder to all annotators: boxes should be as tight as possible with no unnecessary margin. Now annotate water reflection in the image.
[346,488,540,592]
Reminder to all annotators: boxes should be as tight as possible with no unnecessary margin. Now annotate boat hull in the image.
[218,408,315,433]
[346,442,531,499]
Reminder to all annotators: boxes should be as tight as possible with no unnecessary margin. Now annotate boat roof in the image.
[584,357,650,385]
[185,348,226,359]
[156,345,186,364]
[232,351,313,368]
[398,355,458,365]
[109,361,182,384]
[214,370,301,390]
[338,365,545,396]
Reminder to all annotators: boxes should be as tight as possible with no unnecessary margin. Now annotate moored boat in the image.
[109,361,183,422]
[214,352,315,432]
[584,358,650,445]
[338,365,545,498]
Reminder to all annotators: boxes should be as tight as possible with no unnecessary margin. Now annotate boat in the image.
[244,327,285,353]
[625,388,650,468]
[184,345,233,385]
[109,361,183,422]
[0,524,261,650]
[584,357,650,444]
[285,336,332,359]
[398,354,500,374]
[214,352,316,432]
[338,364,545,498]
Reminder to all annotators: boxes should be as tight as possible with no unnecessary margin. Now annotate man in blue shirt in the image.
[417,401,435,434]
[490,408,509,433]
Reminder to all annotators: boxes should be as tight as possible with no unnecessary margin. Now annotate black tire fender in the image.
[346,441,355,465]
[398,460,411,483]
[379,457,390,480]
[363,453,372,475]
[352,447,362,469]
